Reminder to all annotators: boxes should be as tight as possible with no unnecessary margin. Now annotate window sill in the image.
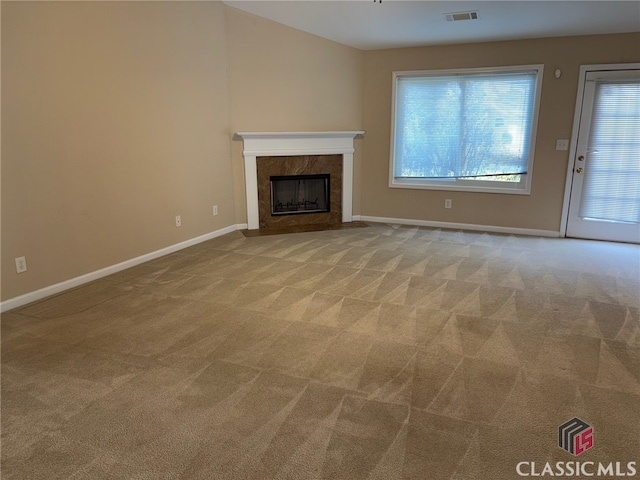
[389,178,531,195]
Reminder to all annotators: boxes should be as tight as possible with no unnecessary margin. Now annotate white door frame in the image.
[559,62,640,238]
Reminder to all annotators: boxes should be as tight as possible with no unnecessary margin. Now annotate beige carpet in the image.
[2,223,639,479]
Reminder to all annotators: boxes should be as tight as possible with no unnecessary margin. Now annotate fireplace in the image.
[257,155,341,229]
[235,131,364,230]
[271,174,330,216]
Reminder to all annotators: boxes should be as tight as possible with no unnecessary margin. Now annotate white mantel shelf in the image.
[236,131,364,157]
[236,131,364,230]
[236,131,364,137]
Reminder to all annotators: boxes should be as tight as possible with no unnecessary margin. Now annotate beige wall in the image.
[1,2,365,303]
[361,33,640,232]
[224,7,365,223]
[2,1,637,304]
[1,1,234,301]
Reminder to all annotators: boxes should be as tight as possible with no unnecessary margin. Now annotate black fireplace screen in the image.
[270,174,330,215]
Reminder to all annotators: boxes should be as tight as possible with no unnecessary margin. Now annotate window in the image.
[390,65,544,194]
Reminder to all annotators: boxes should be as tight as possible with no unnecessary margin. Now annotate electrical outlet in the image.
[175,215,182,227]
[213,205,218,216]
[445,199,452,209]
[556,139,569,151]
[15,256,27,273]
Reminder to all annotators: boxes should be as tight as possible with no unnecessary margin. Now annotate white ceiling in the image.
[223,1,640,50]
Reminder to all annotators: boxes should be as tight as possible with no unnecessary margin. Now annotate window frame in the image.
[389,64,545,195]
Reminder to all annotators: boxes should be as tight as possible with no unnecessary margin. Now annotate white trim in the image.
[560,62,640,238]
[1,217,559,313]
[243,147,354,157]
[0,224,242,313]
[236,131,364,230]
[236,131,363,142]
[358,215,560,238]
[387,180,530,195]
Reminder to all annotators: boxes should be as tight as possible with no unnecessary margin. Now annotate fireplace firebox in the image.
[270,174,330,216]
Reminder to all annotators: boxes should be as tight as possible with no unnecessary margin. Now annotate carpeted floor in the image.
[2,223,639,479]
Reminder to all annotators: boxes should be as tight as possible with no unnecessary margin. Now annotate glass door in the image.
[566,67,640,243]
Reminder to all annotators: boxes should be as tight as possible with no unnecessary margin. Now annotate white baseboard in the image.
[358,215,561,238]
[1,218,560,313]
[1,224,243,313]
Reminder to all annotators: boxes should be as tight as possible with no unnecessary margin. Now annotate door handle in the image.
[578,155,585,161]
[576,167,583,174]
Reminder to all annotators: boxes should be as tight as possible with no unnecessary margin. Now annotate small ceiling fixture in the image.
[444,11,479,22]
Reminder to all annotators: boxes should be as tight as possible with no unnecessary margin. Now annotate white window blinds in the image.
[393,71,537,179]
[579,80,640,224]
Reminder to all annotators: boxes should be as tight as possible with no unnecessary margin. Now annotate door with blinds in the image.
[566,67,640,244]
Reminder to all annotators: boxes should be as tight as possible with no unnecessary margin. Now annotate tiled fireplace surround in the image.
[237,132,364,230]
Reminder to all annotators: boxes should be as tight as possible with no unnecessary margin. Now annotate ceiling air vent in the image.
[444,11,479,22]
